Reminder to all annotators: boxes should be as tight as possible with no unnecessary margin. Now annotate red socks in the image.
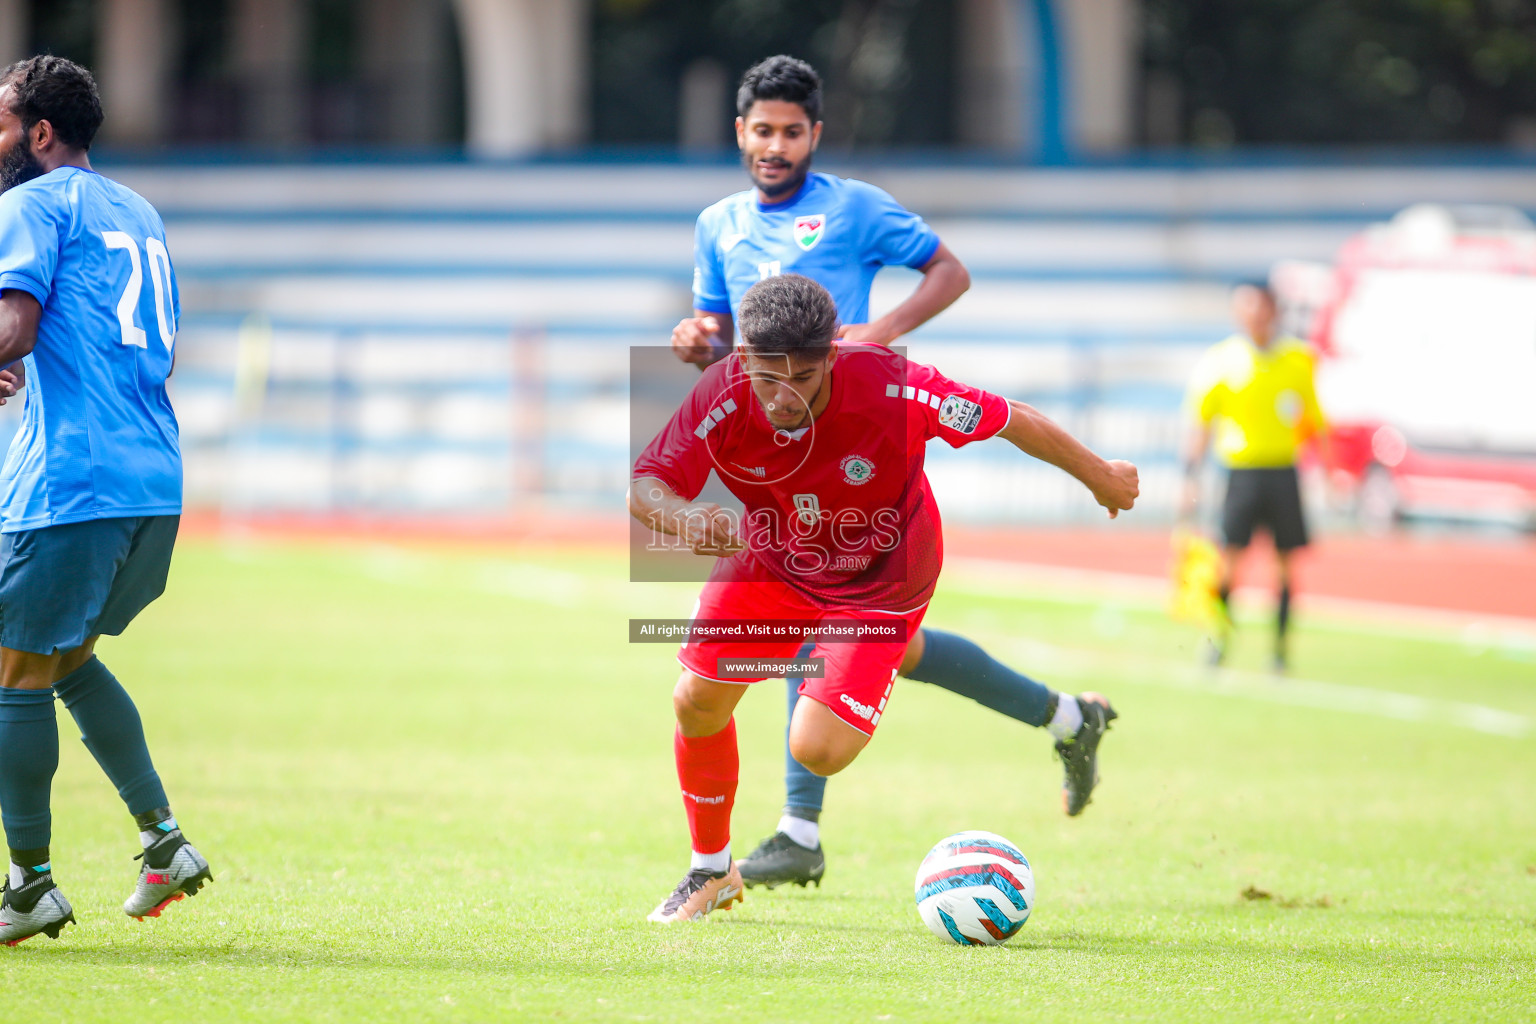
[675,718,738,855]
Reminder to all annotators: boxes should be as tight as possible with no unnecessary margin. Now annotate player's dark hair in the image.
[1236,279,1276,302]
[1,55,103,151]
[738,274,839,359]
[737,55,822,123]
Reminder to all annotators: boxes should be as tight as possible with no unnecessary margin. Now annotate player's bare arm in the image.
[1303,394,1335,472]
[0,289,41,404]
[1180,422,1212,519]
[837,242,970,348]
[627,476,744,555]
[998,399,1140,518]
[671,310,735,367]
[0,288,41,361]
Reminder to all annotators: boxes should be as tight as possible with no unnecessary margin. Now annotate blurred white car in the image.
[1274,204,1536,531]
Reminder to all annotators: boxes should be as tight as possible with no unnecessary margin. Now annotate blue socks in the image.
[0,687,60,851]
[783,642,827,816]
[904,628,1057,727]
[781,629,1060,817]
[0,659,168,866]
[53,657,168,816]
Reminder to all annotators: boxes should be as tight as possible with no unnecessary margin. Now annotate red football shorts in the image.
[676,560,928,737]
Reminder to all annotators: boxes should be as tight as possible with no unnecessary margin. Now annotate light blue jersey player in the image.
[691,171,941,331]
[668,57,1119,893]
[0,56,210,946]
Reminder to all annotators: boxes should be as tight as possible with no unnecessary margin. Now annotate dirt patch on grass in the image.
[1241,885,1334,909]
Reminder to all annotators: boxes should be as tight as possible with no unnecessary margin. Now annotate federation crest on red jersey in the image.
[840,454,875,485]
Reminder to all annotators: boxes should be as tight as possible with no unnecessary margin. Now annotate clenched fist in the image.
[1093,460,1140,519]
[671,316,728,365]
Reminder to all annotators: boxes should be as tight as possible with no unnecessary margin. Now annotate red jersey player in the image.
[630,275,1139,923]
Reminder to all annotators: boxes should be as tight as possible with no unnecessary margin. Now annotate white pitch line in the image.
[940,623,1532,740]
[1119,651,1529,738]
[942,556,1536,651]
[273,542,1534,737]
[939,558,1531,738]
[348,545,700,615]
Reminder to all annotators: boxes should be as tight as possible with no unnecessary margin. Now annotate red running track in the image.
[942,526,1536,620]
[186,513,1536,621]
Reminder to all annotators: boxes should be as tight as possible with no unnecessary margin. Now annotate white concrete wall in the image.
[0,0,24,67]
[959,0,1137,156]
[957,0,1029,151]
[233,0,308,146]
[1062,0,1137,153]
[362,0,457,146]
[98,0,173,145]
[453,0,589,157]
[531,0,588,149]
[74,0,1133,156]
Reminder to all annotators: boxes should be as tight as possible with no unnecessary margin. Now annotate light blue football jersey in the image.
[692,172,940,325]
[0,166,181,532]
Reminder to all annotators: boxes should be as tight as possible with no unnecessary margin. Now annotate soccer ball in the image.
[913,830,1034,945]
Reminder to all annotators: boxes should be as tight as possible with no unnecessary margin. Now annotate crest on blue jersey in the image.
[794,214,826,251]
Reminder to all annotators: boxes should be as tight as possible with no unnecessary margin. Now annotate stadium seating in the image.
[14,160,1526,521]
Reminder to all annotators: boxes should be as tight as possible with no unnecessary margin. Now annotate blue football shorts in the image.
[0,515,179,655]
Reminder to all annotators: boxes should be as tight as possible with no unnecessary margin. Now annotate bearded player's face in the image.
[736,100,821,201]
[0,86,44,194]
[742,349,831,433]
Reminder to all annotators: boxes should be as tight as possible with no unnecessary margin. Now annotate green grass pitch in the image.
[5,535,1533,1022]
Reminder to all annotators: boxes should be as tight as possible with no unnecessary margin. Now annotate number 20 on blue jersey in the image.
[100,230,176,351]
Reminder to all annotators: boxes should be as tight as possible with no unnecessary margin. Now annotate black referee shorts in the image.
[1221,466,1309,552]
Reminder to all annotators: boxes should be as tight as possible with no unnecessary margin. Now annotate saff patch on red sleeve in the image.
[937,394,983,434]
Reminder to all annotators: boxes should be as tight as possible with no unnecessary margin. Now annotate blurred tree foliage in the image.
[1144,0,1536,145]
[590,0,957,148]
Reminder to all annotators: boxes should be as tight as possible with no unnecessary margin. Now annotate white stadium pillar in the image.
[233,0,307,147]
[1061,0,1137,154]
[530,0,588,150]
[957,0,1028,152]
[0,0,25,68]
[452,0,588,157]
[959,0,1138,157]
[452,0,540,157]
[98,0,173,145]
[361,0,457,146]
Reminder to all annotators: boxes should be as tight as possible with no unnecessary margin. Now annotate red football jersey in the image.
[633,343,1010,611]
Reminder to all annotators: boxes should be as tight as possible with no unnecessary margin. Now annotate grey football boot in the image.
[736,831,826,889]
[124,827,213,920]
[0,872,75,945]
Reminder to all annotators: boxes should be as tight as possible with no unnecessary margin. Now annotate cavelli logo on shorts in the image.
[938,395,983,435]
[840,693,875,720]
[840,454,875,486]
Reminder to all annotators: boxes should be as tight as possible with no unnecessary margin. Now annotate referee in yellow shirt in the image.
[1182,283,1329,671]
